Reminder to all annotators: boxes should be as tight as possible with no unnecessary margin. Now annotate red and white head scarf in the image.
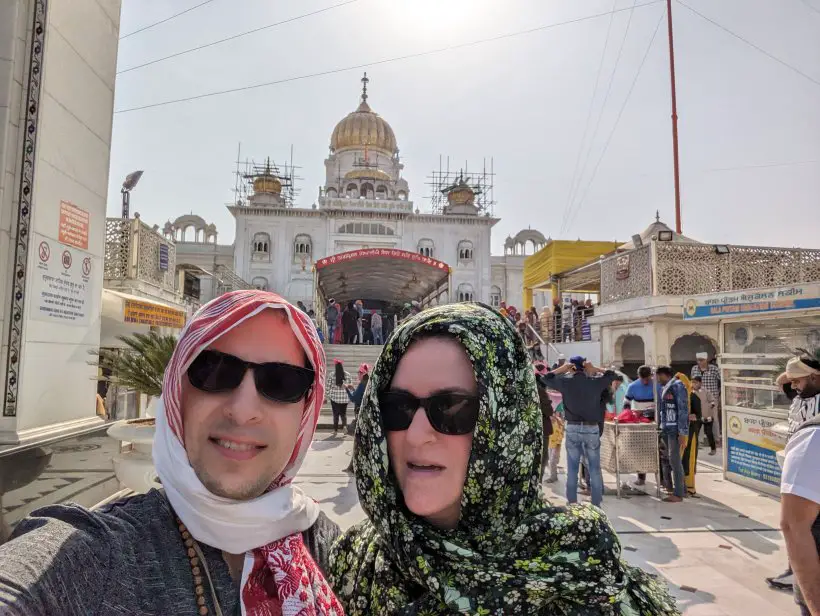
[152,290,344,616]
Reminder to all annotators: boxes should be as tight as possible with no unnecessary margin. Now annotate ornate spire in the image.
[655,209,661,223]
[361,72,369,104]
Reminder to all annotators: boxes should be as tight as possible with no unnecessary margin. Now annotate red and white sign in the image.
[315,248,450,272]
[38,240,50,263]
[58,201,90,250]
[61,250,72,270]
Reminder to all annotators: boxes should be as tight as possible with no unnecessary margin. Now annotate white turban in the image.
[696,352,708,360]
[785,357,820,379]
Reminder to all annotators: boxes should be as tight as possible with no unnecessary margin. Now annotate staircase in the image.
[318,344,384,431]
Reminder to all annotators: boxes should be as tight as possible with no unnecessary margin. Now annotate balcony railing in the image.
[213,264,253,295]
[599,242,820,304]
[104,218,177,294]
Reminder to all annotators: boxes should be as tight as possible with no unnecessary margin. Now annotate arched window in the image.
[252,232,270,260]
[251,276,268,291]
[325,187,338,198]
[457,283,474,303]
[417,238,434,258]
[293,234,312,257]
[490,285,502,308]
[360,183,374,199]
[397,190,407,201]
[346,184,358,198]
[458,240,474,262]
[375,185,388,200]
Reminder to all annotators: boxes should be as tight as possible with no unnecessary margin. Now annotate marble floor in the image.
[297,435,799,616]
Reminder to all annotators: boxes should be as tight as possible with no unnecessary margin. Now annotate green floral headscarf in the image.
[329,303,679,615]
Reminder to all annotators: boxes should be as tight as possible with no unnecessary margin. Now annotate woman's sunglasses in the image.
[378,390,479,435]
[186,350,314,403]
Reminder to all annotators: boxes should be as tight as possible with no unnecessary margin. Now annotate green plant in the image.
[91,331,177,397]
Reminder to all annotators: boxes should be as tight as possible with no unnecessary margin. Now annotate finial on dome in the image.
[655,209,660,223]
[361,72,369,104]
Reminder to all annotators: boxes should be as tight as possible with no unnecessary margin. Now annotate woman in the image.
[326,360,351,437]
[329,303,679,615]
[343,365,370,473]
[677,372,702,497]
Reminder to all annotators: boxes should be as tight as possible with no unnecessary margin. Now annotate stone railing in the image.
[655,243,820,295]
[600,241,820,303]
[104,218,177,294]
[213,264,253,295]
[600,244,652,303]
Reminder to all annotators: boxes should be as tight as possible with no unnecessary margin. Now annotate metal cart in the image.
[601,421,661,498]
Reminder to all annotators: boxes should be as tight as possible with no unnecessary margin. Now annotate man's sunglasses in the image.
[378,390,480,436]
[186,350,314,403]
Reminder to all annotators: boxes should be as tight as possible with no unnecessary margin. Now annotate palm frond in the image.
[89,331,177,397]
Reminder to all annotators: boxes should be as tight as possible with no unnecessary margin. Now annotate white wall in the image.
[1,0,122,442]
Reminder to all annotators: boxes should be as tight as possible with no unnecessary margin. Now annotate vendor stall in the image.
[682,282,820,496]
[601,421,661,498]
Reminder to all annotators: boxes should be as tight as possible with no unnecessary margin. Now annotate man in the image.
[354,299,364,344]
[657,366,689,503]
[768,353,820,594]
[540,356,617,507]
[371,310,383,345]
[0,291,344,615]
[624,365,658,486]
[779,355,820,616]
[297,300,309,313]
[691,351,721,435]
[692,376,718,455]
[325,298,338,344]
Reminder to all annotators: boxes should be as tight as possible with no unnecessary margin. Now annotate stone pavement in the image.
[296,435,800,616]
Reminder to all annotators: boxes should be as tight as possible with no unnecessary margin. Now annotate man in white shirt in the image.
[779,355,820,616]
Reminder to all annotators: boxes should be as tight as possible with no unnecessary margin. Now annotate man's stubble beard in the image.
[192,458,272,501]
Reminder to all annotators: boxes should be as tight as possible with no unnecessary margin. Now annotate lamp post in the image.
[121,170,144,219]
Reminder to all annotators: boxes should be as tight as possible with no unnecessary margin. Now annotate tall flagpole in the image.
[666,0,683,234]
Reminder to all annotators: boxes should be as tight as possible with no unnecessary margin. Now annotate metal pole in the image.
[121,189,129,219]
[666,0,683,234]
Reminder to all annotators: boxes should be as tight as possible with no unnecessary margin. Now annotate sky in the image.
[108,0,820,254]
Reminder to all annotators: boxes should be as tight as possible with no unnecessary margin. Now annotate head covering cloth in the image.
[153,290,343,615]
[329,302,678,615]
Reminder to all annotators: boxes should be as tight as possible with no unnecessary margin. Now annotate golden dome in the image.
[344,167,392,181]
[253,174,281,195]
[331,101,397,155]
[447,184,475,206]
[330,75,397,155]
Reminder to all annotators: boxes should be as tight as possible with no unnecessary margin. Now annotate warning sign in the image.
[123,299,186,329]
[31,232,94,326]
[58,201,89,250]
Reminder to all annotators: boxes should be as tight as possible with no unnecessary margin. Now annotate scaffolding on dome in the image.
[426,156,495,215]
[232,143,302,208]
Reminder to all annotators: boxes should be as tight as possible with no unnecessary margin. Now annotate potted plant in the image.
[91,331,176,493]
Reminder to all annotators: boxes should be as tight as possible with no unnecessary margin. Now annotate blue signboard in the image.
[726,437,781,487]
[158,244,169,271]
[683,283,820,320]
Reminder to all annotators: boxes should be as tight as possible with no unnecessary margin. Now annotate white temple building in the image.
[170,75,543,314]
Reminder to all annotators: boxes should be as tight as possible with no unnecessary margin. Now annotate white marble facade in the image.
[174,76,539,310]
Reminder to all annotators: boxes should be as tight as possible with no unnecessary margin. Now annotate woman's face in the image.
[386,337,475,529]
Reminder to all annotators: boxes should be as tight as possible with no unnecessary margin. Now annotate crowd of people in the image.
[0,290,817,614]
[0,291,681,615]
[324,298,417,346]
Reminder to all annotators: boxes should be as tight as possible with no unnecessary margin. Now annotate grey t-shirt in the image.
[0,489,340,615]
